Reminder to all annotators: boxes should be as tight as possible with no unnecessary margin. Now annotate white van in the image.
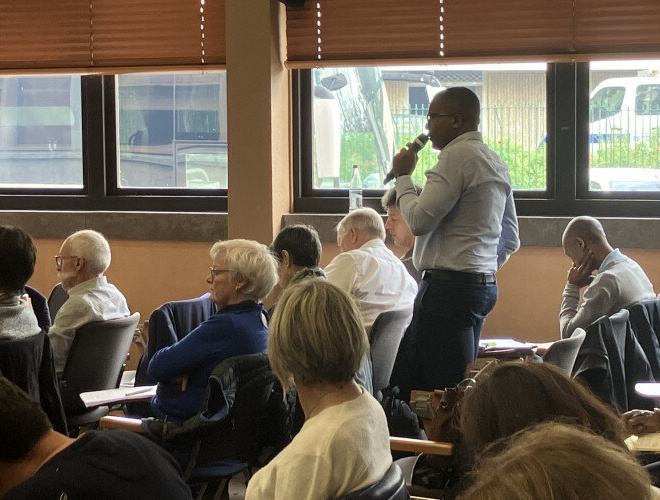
[590,76,660,145]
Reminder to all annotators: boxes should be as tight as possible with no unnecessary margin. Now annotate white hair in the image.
[65,230,111,276]
[336,207,386,241]
[210,239,279,302]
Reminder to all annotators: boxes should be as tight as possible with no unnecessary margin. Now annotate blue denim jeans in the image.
[391,275,498,395]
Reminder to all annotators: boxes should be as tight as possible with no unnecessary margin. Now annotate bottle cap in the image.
[352,164,358,168]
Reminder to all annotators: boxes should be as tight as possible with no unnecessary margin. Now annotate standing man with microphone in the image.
[389,87,519,395]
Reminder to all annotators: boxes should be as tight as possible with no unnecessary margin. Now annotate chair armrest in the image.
[99,415,144,433]
[389,436,453,456]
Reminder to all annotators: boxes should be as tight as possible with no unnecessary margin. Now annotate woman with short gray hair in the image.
[246,279,392,500]
[149,239,278,423]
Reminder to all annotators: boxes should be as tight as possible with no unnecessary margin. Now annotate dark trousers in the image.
[391,275,498,396]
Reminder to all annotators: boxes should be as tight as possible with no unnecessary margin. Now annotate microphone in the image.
[383,133,429,185]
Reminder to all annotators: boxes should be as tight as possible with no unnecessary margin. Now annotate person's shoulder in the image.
[328,249,362,267]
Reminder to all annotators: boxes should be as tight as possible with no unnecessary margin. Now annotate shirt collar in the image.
[443,130,482,150]
[599,248,623,274]
[359,238,386,250]
[68,275,108,295]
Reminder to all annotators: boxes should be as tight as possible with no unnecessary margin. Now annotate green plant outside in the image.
[322,113,660,189]
[590,128,660,168]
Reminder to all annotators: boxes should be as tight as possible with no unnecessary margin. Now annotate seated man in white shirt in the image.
[48,230,130,375]
[325,209,418,394]
[326,208,418,334]
[560,216,655,338]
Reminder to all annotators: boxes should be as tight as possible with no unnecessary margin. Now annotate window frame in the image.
[0,74,228,212]
[293,63,660,217]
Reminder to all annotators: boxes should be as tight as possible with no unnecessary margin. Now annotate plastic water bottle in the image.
[349,164,363,212]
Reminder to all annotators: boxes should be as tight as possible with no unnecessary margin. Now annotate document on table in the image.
[479,338,536,350]
[79,385,156,408]
[626,432,660,452]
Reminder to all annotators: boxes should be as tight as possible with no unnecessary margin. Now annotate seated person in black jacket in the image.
[0,376,192,500]
[0,226,42,341]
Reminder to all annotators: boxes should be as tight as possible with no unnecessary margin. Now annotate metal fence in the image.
[318,105,660,190]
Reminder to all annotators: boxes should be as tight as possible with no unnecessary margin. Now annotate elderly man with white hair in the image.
[326,207,418,332]
[48,230,130,375]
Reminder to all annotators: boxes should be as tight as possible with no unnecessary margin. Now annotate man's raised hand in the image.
[567,250,595,288]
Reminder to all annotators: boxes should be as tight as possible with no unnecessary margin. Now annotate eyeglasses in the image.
[427,112,457,121]
[54,255,79,267]
[209,267,230,280]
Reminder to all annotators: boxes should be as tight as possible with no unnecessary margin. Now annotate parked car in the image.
[589,167,660,191]
[590,76,660,145]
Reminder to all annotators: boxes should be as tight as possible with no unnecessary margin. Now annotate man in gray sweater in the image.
[560,216,655,338]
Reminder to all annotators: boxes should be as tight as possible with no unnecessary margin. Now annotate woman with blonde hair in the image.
[149,239,278,423]
[245,279,391,499]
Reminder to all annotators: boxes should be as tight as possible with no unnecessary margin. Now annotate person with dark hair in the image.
[0,226,41,340]
[0,375,192,499]
[459,362,628,454]
[381,184,423,283]
[560,215,654,338]
[270,224,325,291]
[458,422,657,500]
[388,86,520,394]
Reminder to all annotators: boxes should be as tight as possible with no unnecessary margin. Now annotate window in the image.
[116,72,227,190]
[0,76,83,188]
[295,60,660,216]
[588,61,660,193]
[1,72,228,211]
[306,63,546,193]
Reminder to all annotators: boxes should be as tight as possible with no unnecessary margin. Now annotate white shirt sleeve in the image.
[497,191,520,269]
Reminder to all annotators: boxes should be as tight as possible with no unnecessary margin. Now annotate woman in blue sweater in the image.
[148,239,279,423]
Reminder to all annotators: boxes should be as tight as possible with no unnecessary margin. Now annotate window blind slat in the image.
[92,0,224,67]
[0,0,90,69]
[287,0,660,65]
[286,0,441,63]
[0,0,225,71]
[444,0,574,57]
[575,0,660,53]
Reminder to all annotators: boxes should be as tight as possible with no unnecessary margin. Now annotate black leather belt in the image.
[423,269,496,284]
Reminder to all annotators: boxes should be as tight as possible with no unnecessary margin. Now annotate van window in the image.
[590,86,625,121]
[635,84,660,115]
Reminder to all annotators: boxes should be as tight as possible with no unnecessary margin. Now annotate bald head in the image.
[562,216,612,268]
[562,217,607,247]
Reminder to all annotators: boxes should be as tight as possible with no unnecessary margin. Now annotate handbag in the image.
[409,359,500,443]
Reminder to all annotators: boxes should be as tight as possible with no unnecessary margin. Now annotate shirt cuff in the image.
[394,174,414,194]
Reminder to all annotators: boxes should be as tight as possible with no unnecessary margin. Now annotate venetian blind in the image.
[0,0,225,72]
[286,0,660,66]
